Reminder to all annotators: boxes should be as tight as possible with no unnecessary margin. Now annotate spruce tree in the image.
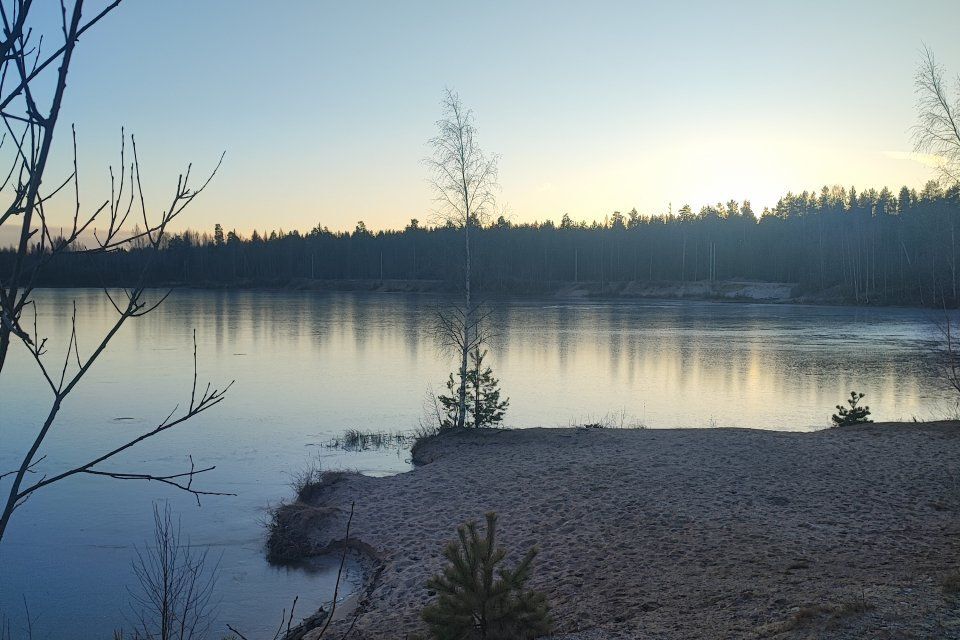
[419,513,552,640]
[831,391,872,426]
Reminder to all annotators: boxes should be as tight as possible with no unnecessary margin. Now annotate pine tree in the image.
[437,349,509,429]
[418,513,552,640]
[437,373,461,430]
[831,391,872,426]
[467,348,509,428]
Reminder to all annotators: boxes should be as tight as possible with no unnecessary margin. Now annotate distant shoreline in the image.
[281,423,960,639]
[30,278,928,308]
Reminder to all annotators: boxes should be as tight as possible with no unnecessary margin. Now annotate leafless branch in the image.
[317,501,355,638]
[913,45,960,186]
[0,10,229,542]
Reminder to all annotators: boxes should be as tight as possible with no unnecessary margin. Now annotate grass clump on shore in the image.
[291,463,325,502]
[266,499,340,565]
[569,409,647,430]
[409,421,445,466]
[769,590,875,634]
[267,463,352,565]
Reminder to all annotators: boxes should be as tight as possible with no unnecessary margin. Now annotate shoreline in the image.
[27,278,949,310]
[279,423,960,639]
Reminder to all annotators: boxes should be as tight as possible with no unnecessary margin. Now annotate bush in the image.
[417,512,552,640]
[831,391,872,426]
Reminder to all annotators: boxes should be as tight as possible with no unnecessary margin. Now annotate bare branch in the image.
[913,45,960,186]
[318,501,355,638]
[80,461,235,508]
[16,376,233,503]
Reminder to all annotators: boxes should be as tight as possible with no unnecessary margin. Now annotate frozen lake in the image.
[0,289,954,638]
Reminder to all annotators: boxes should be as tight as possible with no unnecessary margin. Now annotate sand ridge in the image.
[297,424,960,639]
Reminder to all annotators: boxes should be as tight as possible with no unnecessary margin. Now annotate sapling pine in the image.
[437,348,509,429]
[417,513,552,640]
[467,348,509,428]
[832,391,872,426]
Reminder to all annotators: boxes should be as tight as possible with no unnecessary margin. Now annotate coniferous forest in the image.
[6,181,960,307]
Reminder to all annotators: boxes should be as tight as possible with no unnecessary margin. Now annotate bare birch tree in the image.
[425,89,498,429]
[915,48,960,391]
[913,46,960,186]
[0,0,230,545]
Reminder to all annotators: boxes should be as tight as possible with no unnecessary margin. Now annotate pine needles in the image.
[831,391,873,426]
[417,512,552,640]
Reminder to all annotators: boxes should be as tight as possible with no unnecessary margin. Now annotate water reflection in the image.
[0,289,953,638]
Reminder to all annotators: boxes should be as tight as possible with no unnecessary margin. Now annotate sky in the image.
[23,0,960,236]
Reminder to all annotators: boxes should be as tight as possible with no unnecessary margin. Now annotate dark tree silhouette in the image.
[831,392,872,426]
[10,51,960,308]
[16,181,960,308]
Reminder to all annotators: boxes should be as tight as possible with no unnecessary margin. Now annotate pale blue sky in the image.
[38,0,960,234]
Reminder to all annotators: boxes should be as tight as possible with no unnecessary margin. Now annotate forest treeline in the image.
[6,181,960,307]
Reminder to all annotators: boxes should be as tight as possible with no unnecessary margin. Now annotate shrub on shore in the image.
[831,392,872,426]
[415,512,552,640]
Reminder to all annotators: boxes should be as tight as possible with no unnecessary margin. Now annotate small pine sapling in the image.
[832,391,872,426]
[467,348,509,428]
[436,373,461,430]
[436,349,510,429]
[418,513,552,640]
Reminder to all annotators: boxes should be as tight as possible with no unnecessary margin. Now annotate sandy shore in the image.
[290,424,960,639]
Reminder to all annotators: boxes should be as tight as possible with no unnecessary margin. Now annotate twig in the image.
[318,501,356,638]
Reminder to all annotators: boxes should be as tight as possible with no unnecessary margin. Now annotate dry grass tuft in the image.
[267,466,356,564]
[942,570,960,595]
[266,501,339,565]
[763,590,874,635]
